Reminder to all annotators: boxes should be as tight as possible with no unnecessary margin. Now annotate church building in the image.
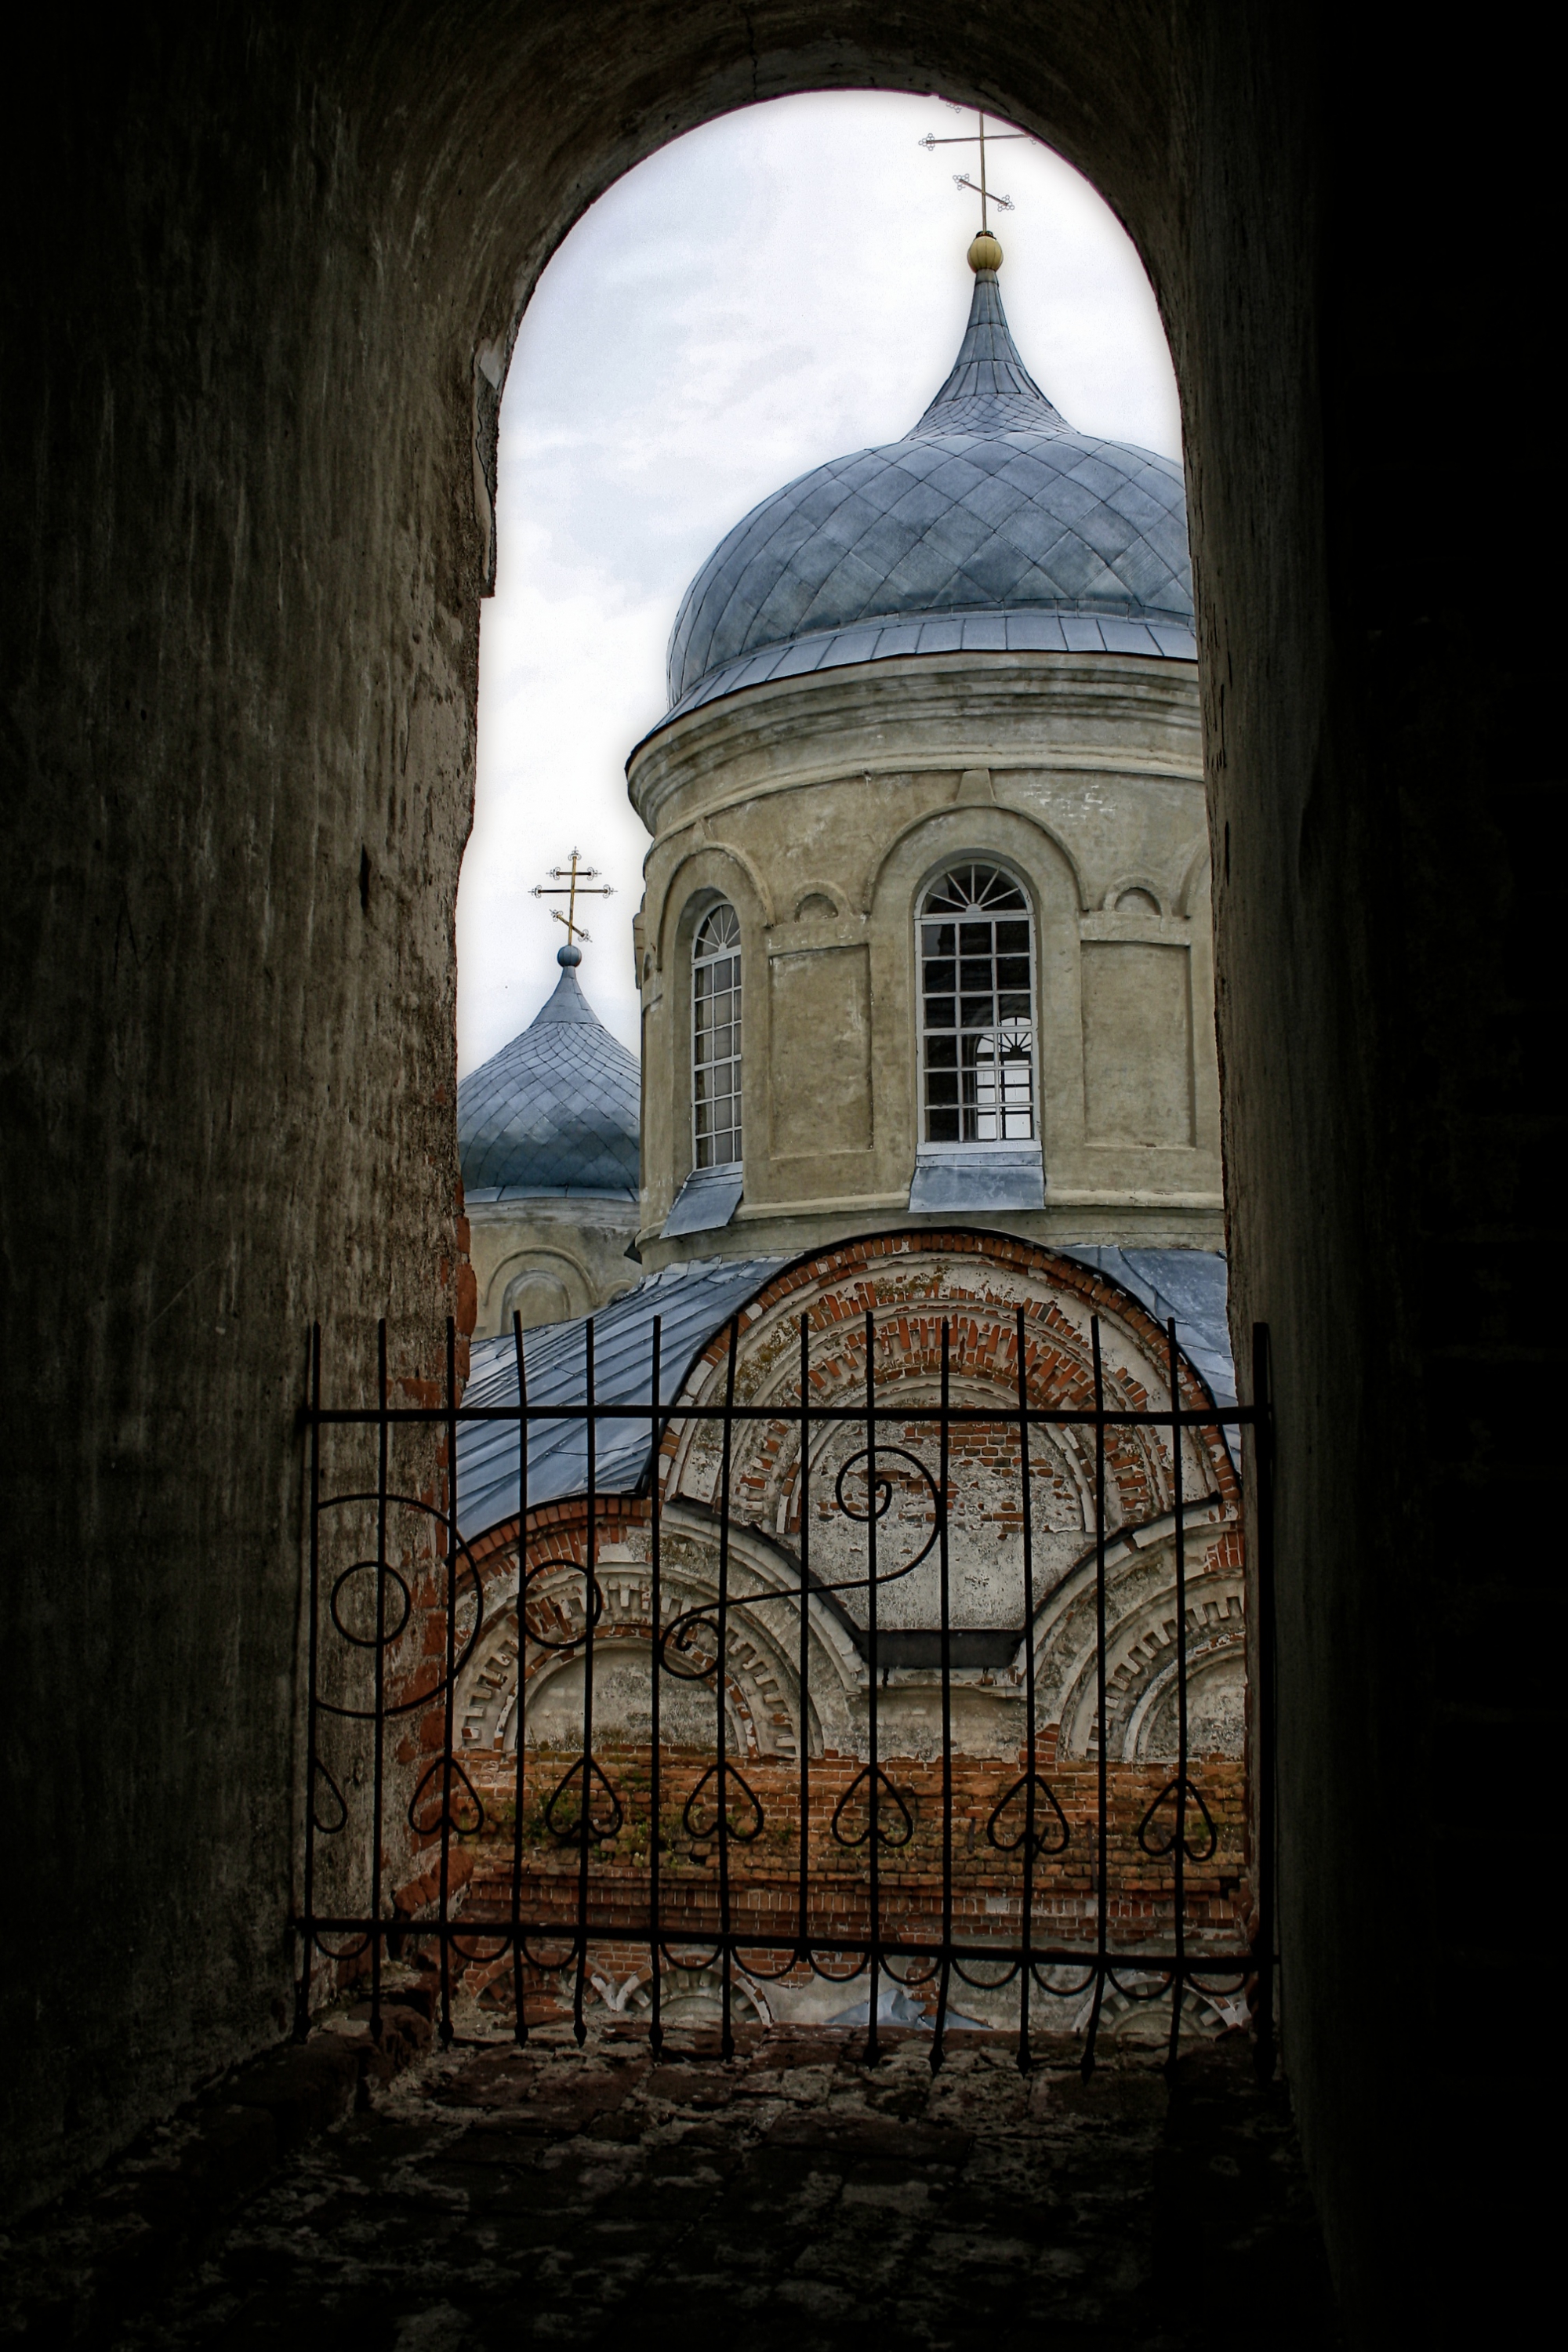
[457,935,641,1336]
[634,227,1215,1263]
[441,234,1242,2036]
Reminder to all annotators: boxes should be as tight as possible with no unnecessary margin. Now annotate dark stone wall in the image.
[2,2,1550,2338]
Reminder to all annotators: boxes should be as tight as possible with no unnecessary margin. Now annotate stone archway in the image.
[12,8,1541,2338]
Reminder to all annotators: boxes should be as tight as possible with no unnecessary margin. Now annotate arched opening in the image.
[13,9,1539,2339]
[916,862,1039,1145]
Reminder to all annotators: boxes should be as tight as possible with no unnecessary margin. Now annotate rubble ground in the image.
[3,2022,1339,2348]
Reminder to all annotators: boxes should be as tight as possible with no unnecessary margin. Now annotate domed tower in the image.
[457,943,641,1333]
[628,237,1219,1269]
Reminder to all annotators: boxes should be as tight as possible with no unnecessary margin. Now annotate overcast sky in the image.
[458,91,1180,1070]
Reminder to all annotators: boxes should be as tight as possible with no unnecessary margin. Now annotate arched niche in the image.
[869,804,1087,1170]
[18,7,1479,2329]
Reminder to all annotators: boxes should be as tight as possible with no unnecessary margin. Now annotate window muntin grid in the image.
[919,864,1036,1143]
[693,901,742,1169]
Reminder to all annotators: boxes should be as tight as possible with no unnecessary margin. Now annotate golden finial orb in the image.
[967,230,1004,274]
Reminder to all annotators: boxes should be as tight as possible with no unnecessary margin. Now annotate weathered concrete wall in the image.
[466,1193,641,1334]
[2,2,1550,2339]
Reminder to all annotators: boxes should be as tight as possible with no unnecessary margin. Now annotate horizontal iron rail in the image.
[305,1402,1261,1428]
[296,1305,1275,2077]
[295,1918,1257,1976]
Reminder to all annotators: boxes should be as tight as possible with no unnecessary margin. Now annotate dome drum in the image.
[623,249,1215,1274]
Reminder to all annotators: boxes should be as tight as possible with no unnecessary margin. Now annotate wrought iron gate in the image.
[293,1306,1276,2078]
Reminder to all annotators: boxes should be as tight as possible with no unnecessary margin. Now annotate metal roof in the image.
[1058,1246,1238,1465]
[456,1254,787,1537]
[454,1245,1235,1540]
[663,264,1193,716]
[456,952,639,1202]
[660,608,1196,728]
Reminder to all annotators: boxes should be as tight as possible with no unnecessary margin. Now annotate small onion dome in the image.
[967,229,1004,274]
[457,945,639,1199]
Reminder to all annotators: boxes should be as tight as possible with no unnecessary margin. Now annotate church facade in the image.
[428,237,1245,2038]
[456,942,641,1335]
[633,230,1216,1267]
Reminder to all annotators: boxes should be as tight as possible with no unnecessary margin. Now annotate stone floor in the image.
[6,2024,1340,2349]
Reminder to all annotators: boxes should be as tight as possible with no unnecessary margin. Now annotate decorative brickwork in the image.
[355,1232,1255,2038]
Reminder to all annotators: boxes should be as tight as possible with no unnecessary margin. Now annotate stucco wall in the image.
[630,652,1222,1262]
[466,1194,641,1334]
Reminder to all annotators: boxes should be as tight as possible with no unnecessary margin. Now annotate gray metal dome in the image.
[665,260,1194,720]
[457,950,640,1200]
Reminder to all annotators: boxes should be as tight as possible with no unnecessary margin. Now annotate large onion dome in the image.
[457,946,639,1200]
[664,235,1194,723]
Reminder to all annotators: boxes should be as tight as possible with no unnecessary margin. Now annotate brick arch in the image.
[662,1227,1238,1527]
[454,1496,844,1766]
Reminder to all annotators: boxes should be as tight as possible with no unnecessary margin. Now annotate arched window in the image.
[692,901,742,1168]
[919,865,1036,1143]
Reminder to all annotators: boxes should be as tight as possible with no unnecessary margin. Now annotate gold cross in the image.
[532,848,614,946]
[919,108,1026,234]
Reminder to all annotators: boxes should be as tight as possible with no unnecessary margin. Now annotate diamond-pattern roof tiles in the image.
[665,263,1192,711]
[456,956,639,1199]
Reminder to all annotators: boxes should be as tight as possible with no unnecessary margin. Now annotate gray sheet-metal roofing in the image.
[662,608,1197,728]
[909,1145,1046,1214]
[457,1255,787,1538]
[1058,1246,1238,1465]
[662,1165,745,1236]
[454,1246,1234,1541]
[456,953,639,1201]
[664,265,1192,714]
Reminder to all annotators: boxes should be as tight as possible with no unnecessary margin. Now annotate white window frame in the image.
[916,863,1039,1147]
[691,900,743,1171]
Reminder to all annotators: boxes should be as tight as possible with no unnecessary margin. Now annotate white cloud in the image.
[459,92,1179,1071]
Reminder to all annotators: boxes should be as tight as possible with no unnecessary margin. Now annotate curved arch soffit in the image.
[484,1240,596,1304]
[866,800,1087,922]
[466,38,1173,477]
[1177,837,1214,918]
[1101,872,1167,913]
[791,880,851,920]
[662,1229,1237,1523]
[453,1543,837,1758]
[652,838,776,974]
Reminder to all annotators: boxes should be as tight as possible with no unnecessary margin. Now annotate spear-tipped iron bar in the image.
[1081,1316,1109,2081]
[648,1316,663,2055]
[438,1316,459,2047]
[511,1309,528,2044]
[294,1309,1269,2063]
[717,1317,740,2060]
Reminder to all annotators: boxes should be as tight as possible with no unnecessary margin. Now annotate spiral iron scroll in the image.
[315,1491,484,1722]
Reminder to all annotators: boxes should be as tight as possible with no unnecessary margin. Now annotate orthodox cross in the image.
[532,848,613,947]
[919,108,1025,232]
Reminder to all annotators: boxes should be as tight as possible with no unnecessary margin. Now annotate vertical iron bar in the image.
[1252,1323,1278,2082]
[437,1316,458,2047]
[1081,1316,1108,2081]
[797,1314,811,1970]
[1015,1306,1036,2076]
[371,1318,389,2043]
[931,1318,953,2075]
[511,1310,528,2045]
[573,1318,597,2046]
[295,1323,323,2040]
[1166,1319,1187,2073]
[864,1307,880,2067]
[716,1316,740,2060]
[648,1315,663,2056]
